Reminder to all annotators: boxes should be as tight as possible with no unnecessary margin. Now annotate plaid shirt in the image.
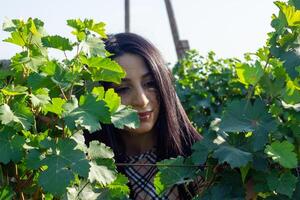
[124,149,186,200]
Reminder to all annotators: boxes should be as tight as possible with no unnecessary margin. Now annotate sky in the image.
[0,0,281,66]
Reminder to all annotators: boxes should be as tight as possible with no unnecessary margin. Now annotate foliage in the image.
[0,18,139,199]
[156,0,300,199]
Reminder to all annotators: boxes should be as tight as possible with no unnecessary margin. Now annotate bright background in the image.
[0,0,281,66]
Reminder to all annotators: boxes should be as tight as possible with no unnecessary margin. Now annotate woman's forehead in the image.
[115,53,152,80]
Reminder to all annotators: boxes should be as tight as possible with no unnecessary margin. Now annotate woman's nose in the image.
[132,87,149,108]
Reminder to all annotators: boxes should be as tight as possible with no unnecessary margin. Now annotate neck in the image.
[120,131,157,156]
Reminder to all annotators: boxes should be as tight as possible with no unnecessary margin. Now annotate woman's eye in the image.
[144,81,157,89]
[114,86,129,94]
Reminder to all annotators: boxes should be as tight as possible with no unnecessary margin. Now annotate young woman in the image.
[85,33,202,199]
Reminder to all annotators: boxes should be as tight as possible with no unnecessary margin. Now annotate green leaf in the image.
[154,156,197,195]
[220,99,277,151]
[27,72,55,90]
[12,102,34,130]
[92,87,120,113]
[87,141,114,160]
[65,181,101,200]
[265,140,297,168]
[236,61,264,85]
[38,138,90,196]
[111,105,140,129]
[0,103,34,130]
[41,35,73,51]
[191,136,217,165]
[88,159,116,185]
[3,32,26,47]
[30,88,51,107]
[81,36,106,57]
[104,89,121,113]
[275,1,300,27]
[25,149,44,170]
[212,145,253,168]
[0,185,15,199]
[43,97,66,117]
[282,80,300,104]
[267,171,298,198]
[63,94,111,132]
[1,85,27,96]
[106,174,130,199]
[0,127,25,164]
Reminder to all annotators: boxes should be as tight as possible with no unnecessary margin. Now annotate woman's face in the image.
[113,53,160,135]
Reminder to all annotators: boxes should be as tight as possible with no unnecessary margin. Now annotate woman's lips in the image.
[138,111,152,121]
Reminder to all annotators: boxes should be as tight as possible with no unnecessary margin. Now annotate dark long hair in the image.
[85,33,202,161]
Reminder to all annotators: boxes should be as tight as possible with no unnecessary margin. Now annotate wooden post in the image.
[164,0,189,59]
[125,0,130,32]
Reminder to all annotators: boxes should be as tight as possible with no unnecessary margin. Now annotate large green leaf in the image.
[1,85,27,96]
[212,145,252,168]
[236,61,264,85]
[276,2,300,27]
[80,56,126,84]
[111,105,140,129]
[30,88,51,107]
[38,138,90,196]
[63,94,110,132]
[267,171,298,198]
[41,35,73,51]
[154,156,197,195]
[43,97,66,117]
[220,99,277,151]
[87,141,114,160]
[87,141,117,185]
[265,140,297,168]
[0,103,34,130]
[0,127,25,164]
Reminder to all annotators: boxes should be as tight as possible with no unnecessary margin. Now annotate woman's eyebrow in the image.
[120,72,153,82]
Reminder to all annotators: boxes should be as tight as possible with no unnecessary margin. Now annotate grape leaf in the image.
[63,94,110,132]
[81,36,106,57]
[0,103,34,130]
[104,89,121,113]
[267,171,298,198]
[220,99,277,151]
[92,87,120,113]
[41,35,73,51]
[154,156,197,195]
[0,185,15,200]
[111,105,140,129]
[88,160,117,185]
[236,61,264,85]
[0,127,25,164]
[43,97,66,117]
[1,85,27,96]
[212,145,253,168]
[275,2,300,27]
[87,141,117,185]
[265,140,297,168]
[25,149,44,170]
[38,138,90,196]
[87,141,114,160]
[30,88,51,107]
[80,56,126,84]
[3,32,26,47]
[191,136,217,165]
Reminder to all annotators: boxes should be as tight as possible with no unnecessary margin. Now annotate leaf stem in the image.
[77,181,89,198]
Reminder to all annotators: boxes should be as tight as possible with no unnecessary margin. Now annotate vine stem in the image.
[76,181,89,198]
[59,86,68,100]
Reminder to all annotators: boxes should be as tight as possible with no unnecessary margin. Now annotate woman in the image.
[85,33,202,199]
